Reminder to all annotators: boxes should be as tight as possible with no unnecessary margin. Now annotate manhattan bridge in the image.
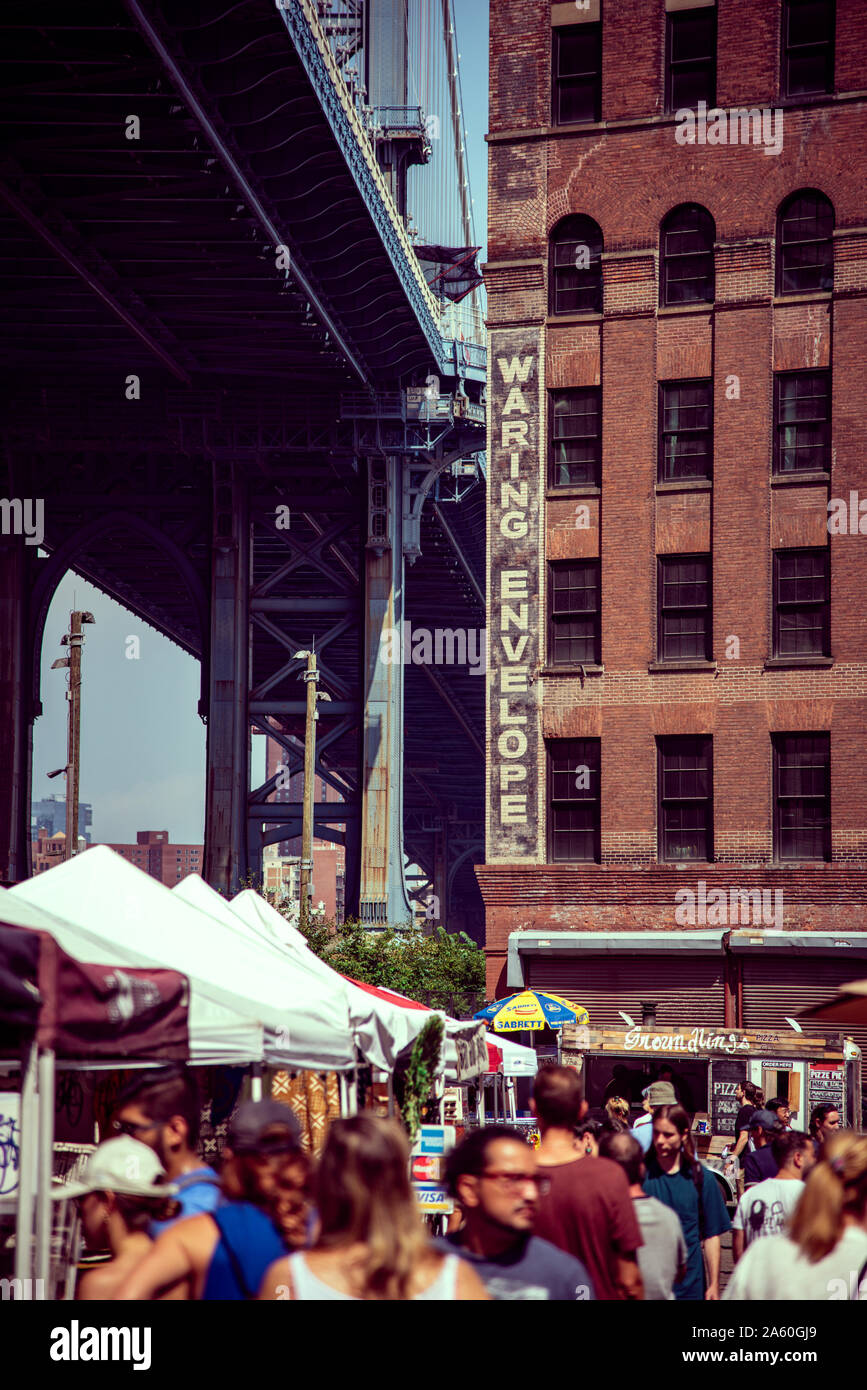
[0,1,488,936]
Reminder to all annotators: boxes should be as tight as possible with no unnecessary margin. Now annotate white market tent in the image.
[0,882,260,1067]
[229,888,487,1082]
[227,886,431,1071]
[173,875,423,1074]
[8,846,359,1073]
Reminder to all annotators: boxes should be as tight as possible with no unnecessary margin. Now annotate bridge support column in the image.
[204,470,249,895]
[0,542,32,882]
[360,456,412,925]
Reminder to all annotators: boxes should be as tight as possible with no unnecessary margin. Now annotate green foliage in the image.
[289,915,486,1020]
[395,1015,445,1143]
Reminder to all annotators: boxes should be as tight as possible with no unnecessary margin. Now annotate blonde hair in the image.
[605,1096,630,1124]
[315,1115,433,1300]
[789,1133,867,1264]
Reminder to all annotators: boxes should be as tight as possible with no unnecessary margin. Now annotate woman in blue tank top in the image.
[116,1101,311,1300]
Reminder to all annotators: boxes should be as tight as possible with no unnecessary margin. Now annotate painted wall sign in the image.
[487,330,542,858]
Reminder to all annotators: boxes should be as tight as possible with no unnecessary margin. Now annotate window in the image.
[549,387,601,486]
[782,0,835,97]
[552,25,602,125]
[665,6,717,113]
[773,733,830,860]
[774,370,830,474]
[659,380,713,481]
[549,560,600,665]
[776,191,834,295]
[660,205,715,306]
[658,736,713,861]
[658,555,711,661]
[549,216,603,315]
[773,549,830,657]
[548,738,600,862]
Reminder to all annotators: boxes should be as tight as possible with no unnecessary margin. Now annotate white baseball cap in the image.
[52,1136,178,1201]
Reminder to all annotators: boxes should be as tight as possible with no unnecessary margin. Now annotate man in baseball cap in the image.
[631,1082,677,1154]
[743,1109,784,1190]
[53,1136,178,1300]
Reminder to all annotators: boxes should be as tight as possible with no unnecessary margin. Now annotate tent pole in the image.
[478,1075,485,1127]
[386,1072,395,1117]
[250,1062,263,1103]
[14,1039,38,1292]
[35,1047,55,1296]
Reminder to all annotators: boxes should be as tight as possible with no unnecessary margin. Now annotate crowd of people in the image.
[49,1064,867,1301]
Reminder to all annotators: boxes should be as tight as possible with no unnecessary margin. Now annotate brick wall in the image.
[480,1,867,990]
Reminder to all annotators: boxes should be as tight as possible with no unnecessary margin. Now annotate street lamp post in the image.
[50,609,94,859]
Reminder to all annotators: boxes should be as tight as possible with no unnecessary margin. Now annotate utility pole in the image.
[293,647,330,929]
[50,610,94,860]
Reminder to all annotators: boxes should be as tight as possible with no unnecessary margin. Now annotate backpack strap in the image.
[210,1210,257,1301]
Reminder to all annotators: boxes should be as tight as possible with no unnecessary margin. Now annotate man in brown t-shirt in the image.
[532,1066,644,1300]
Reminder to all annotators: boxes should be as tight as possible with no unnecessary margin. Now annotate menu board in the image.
[710,1059,744,1137]
[808,1062,845,1122]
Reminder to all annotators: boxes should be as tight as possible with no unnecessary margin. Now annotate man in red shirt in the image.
[532,1066,644,1300]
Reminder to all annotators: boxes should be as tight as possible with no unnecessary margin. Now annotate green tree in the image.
[290,916,485,1020]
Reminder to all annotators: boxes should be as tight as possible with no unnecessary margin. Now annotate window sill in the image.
[772,292,832,307]
[655,479,713,493]
[657,303,714,317]
[541,664,604,677]
[649,660,717,673]
[764,656,834,669]
[770,471,830,487]
[546,312,603,326]
[546,484,600,499]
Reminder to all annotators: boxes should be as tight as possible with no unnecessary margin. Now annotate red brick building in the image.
[479,1,867,1054]
[102,830,203,886]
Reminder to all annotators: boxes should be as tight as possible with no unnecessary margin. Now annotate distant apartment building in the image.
[31,795,92,844]
[100,830,203,886]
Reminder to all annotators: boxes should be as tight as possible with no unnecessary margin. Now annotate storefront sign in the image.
[808,1062,845,1117]
[488,330,542,858]
[622,1026,750,1056]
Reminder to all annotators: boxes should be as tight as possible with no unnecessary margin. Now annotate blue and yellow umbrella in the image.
[474,990,589,1033]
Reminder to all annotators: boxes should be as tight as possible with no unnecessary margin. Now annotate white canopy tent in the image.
[173,875,424,1074]
[229,889,487,1082]
[0,882,261,1068]
[9,847,359,1072]
[227,887,431,1071]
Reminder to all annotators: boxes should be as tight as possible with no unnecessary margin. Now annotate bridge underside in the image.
[0,0,485,935]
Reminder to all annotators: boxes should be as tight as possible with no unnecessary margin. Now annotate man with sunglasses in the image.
[440,1125,595,1299]
[112,1066,222,1235]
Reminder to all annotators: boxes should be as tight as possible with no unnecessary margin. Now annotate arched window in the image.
[660,204,715,307]
[777,190,834,296]
[549,215,603,315]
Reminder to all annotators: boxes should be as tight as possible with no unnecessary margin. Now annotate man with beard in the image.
[441,1125,594,1300]
[112,1065,222,1234]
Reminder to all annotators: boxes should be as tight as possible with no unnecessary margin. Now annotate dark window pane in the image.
[778,192,834,294]
[549,738,600,862]
[549,386,601,485]
[782,0,834,96]
[774,371,830,473]
[774,732,830,860]
[659,556,711,660]
[659,736,712,861]
[666,10,716,112]
[553,27,601,125]
[550,217,603,315]
[550,560,600,666]
[661,206,715,306]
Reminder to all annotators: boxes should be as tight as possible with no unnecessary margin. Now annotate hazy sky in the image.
[32,3,490,848]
